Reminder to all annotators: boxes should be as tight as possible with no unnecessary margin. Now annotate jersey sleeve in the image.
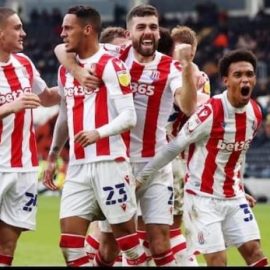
[137,103,214,182]
[102,57,132,98]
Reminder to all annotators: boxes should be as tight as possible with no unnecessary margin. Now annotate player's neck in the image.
[77,41,100,59]
[133,49,155,63]
[0,50,11,63]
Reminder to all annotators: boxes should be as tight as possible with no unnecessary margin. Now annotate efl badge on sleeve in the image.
[117,70,131,87]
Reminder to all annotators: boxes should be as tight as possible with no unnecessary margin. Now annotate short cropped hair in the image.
[126,4,159,26]
[171,25,197,46]
[0,7,16,27]
[99,26,126,43]
[219,49,257,77]
[67,5,101,35]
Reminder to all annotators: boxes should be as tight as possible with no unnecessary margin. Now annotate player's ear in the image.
[84,24,92,35]
[223,76,228,87]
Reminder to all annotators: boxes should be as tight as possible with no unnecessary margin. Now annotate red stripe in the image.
[250,99,262,135]
[94,54,113,156]
[142,56,171,157]
[86,235,100,249]
[3,64,24,167]
[72,78,85,159]
[59,65,67,86]
[169,228,182,238]
[12,55,38,166]
[67,256,89,267]
[223,112,246,197]
[0,254,13,265]
[250,257,268,267]
[201,99,225,194]
[152,249,175,266]
[119,44,132,62]
[116,233,139,251]
[59,234,85,248]
[0,120,2,143]
[171,242,187,254]
[13,54,33,85]
[137,230,147,240]
[29,110,38,165]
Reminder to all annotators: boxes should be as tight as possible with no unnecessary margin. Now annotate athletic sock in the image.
[116,232,147,266]
[59,233,91,266]
[0,254,13,266]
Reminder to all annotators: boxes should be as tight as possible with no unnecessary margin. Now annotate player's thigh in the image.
[60,164,103,222]
[223,197,261,248]
[183,193,226,255]
[0,172,38,231]
[137,163,174,225]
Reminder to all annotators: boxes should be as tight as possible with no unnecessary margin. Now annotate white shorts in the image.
[172,156,186,215]
[134,162,174,225]
[0,172,38,230]
[60,161,137,224]
[183,193,261,255]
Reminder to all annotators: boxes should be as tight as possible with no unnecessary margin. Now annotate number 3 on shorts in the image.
[240,203,253,222]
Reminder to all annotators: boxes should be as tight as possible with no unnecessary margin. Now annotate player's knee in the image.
[147,226,170,255]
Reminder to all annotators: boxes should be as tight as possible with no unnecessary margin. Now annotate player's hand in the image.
[173,43,194,65]
[43,155,58,191]
[245,193,256,208]
[11,93,41,113]
[74,130,100,147]
[73,64,101,90]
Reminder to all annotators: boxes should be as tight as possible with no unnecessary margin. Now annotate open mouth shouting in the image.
[241,86,250,97]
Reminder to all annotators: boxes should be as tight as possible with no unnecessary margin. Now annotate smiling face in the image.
[0,13,26,53]
[224,61,256,108]
[127,15,160,61]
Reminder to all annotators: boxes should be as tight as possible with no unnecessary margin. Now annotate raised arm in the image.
[173,44,197,117]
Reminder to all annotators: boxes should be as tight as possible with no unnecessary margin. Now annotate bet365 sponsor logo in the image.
[0,87,31,105]
[64,86,99,97]
[131,82,154,96]
[217,139,251,152]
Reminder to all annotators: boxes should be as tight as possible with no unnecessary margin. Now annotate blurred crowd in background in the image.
[13,1,270,189]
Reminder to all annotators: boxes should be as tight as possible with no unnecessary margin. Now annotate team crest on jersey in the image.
[117,70,131,87]
[150,70,160,81]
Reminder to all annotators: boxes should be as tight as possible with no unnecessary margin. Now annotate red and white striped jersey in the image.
[119,45,183,162]
[0,53,47,172]
[58,47,133,165]
[138,91,262,199]
[183,91,262,198]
